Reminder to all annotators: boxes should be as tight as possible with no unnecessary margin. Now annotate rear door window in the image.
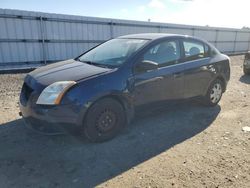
[183,40,209,61]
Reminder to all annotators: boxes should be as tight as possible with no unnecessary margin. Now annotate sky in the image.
[1,0,250,29]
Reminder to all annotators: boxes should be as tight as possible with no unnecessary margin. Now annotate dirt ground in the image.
[0,55,249,188]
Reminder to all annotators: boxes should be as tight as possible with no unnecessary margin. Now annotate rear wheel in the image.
[83,98,126,142]
[203,79,223,106]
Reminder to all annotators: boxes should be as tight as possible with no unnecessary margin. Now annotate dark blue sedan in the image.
[20,33,230,142]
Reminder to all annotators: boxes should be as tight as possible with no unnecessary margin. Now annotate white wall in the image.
[0,9,249,69]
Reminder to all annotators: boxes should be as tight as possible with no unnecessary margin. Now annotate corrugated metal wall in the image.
[0,8,250,70]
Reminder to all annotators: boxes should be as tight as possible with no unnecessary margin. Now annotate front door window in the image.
[143,40,181,67]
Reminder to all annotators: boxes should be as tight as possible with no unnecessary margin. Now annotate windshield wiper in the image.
[91,62,109,68]
[76,59,92,65]
[77,59,109,68]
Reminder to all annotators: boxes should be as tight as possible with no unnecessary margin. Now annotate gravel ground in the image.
[0,56,249,188]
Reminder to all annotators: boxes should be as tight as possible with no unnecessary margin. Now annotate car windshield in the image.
[77,38,148,68]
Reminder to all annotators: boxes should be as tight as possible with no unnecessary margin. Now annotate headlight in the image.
[36,81,76,105]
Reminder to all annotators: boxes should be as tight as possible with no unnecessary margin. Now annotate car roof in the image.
[118,33,217,52]
[118,33,188,40]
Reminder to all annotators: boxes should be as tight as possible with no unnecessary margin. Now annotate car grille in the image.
[22,83,34,101]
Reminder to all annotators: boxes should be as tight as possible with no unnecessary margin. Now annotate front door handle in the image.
[151,76,164,81]
[134,76,164,87]
[173,72,183,78]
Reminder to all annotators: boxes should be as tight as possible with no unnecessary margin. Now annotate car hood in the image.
[27,59,111,87]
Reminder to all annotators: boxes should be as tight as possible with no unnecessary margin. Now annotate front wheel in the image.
[202,79,223,106]
[83,98,126,142]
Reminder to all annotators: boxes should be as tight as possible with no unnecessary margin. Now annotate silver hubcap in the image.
[210,83,222,103]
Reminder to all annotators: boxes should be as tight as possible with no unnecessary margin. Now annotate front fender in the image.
[61,70,133,126]
[76,91,134,127]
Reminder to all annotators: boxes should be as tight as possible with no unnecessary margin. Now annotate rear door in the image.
[180,39,214,98]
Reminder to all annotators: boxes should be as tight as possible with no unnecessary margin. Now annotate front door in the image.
[131,39,184,106]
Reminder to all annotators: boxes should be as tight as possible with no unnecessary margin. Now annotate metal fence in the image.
[1,8,250,70]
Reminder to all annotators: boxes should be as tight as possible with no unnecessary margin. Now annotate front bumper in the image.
[20,84,80,135]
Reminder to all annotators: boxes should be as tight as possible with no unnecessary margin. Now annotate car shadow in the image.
[0,101,220,188]
[239,74,250,84]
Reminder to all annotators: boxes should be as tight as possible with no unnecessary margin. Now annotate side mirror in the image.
[136,60,158,72]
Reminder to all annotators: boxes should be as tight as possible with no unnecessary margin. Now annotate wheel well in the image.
[99,95,128,111]
[216,76,226,92]
[82,95,133,126]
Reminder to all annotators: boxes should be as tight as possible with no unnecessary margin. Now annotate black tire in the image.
[83,98,126,142]
[202,79,223,107]
[243,67,250,75]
